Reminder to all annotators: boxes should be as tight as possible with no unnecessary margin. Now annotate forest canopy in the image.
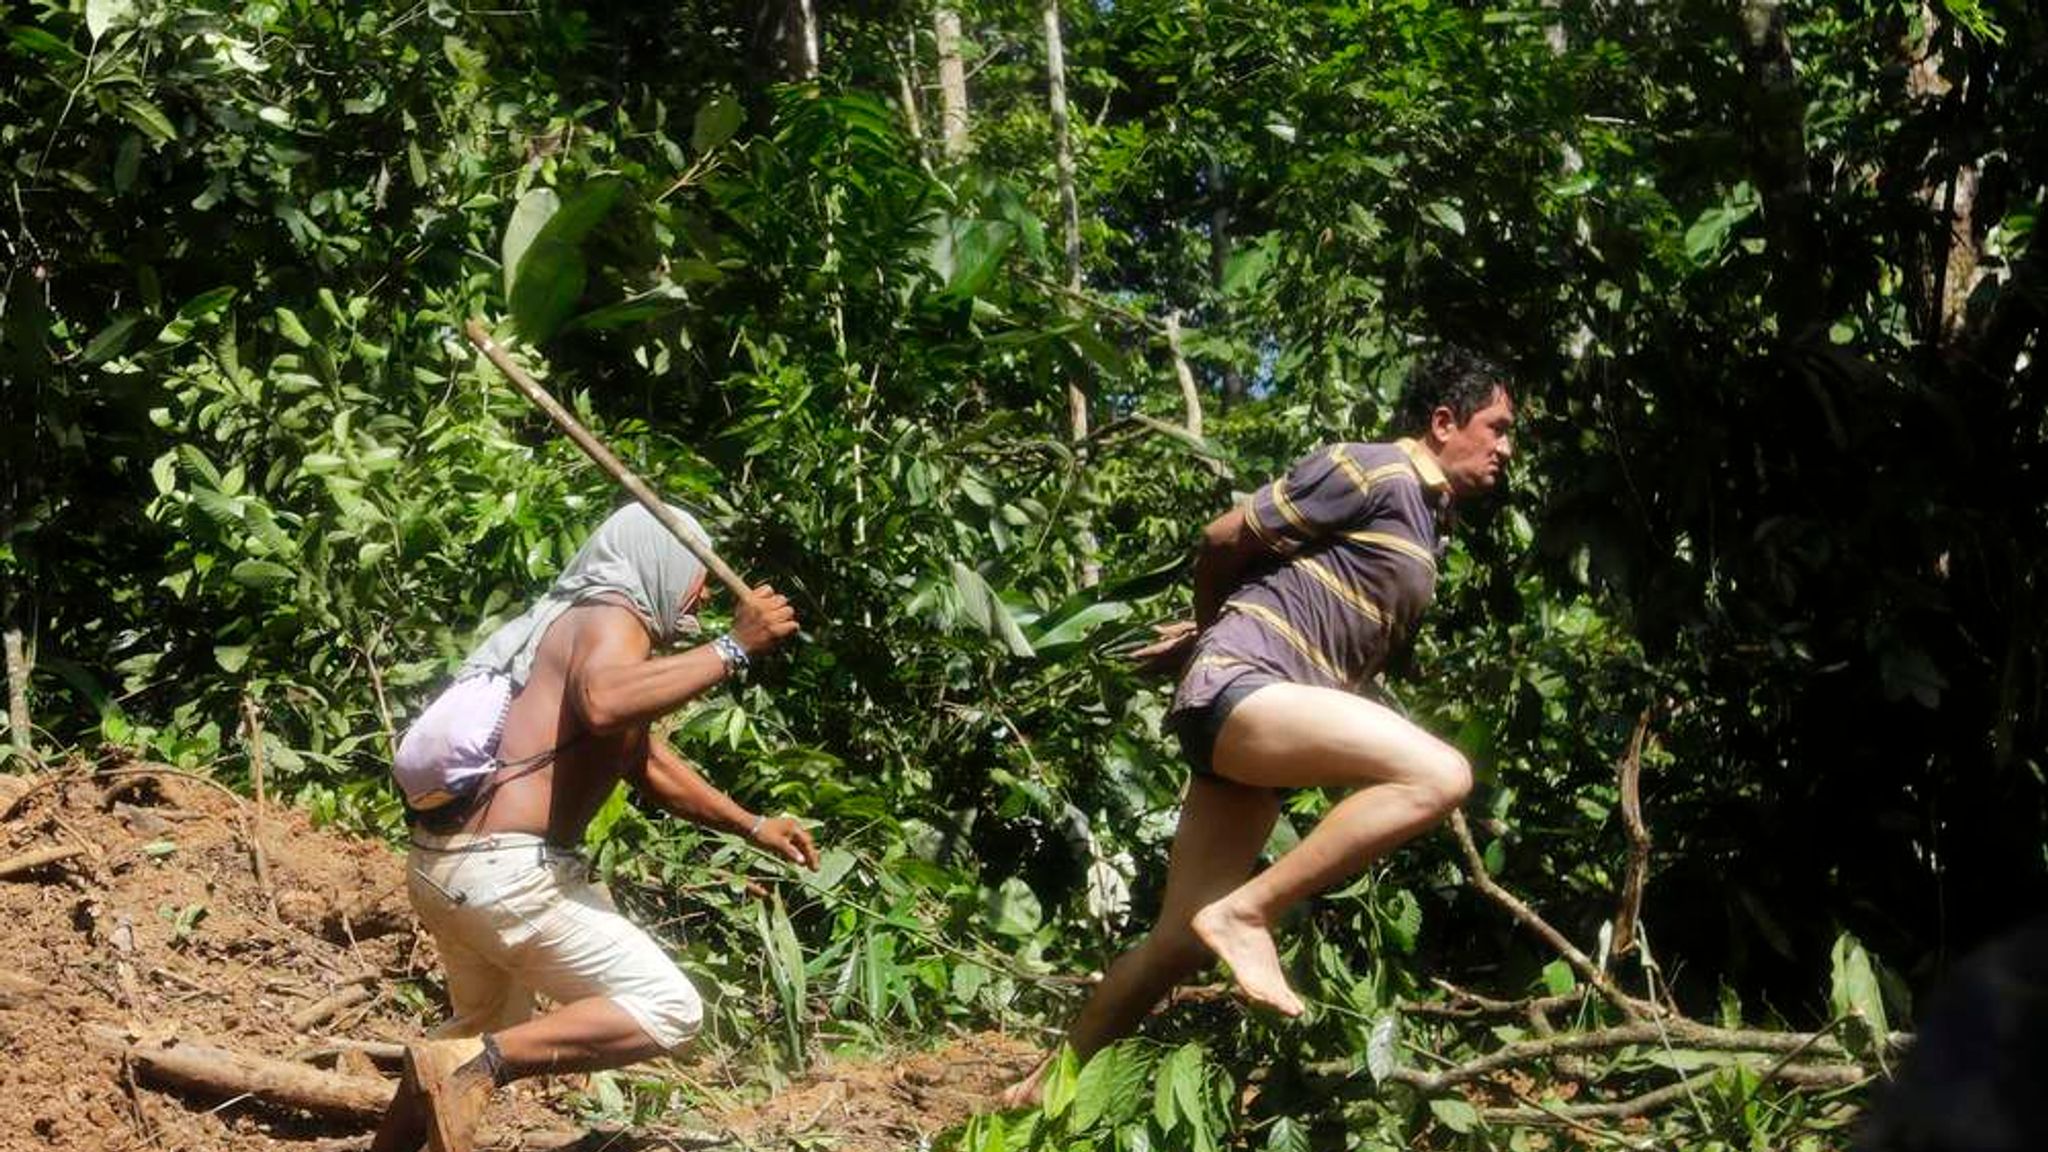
[3,0,2043,1148]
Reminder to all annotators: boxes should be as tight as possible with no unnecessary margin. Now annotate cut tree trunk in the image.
[84,1025,394,1121]
[4,610,30,764]
[934,6,970,159]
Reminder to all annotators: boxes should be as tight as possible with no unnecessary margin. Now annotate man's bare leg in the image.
[1000,776,1279,1108]
[1191,684,1470,1016]
[372,999,666,1152]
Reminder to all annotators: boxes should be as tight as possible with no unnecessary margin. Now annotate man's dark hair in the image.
[1395,347,1511,435]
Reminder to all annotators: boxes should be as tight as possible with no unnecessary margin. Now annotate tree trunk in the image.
[783,0,819,81]
[934,6,971,160]
[1166,311,1204,440]
[83,1026,395,1121]
[1206,157,1246,408]
[1044,0,1099,587]
[897,27,926,150]
[1736,0,1823,337]
[3,588,29,765]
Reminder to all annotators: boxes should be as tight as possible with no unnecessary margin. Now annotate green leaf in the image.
[1381,887,1423,952]
[501,188,561,299]
[1830,931,1889,1058]
[86,0,134,40]
[1541,959,1576,997]
[1040,1045,1080,1119]
[1428,1097,1481,1134]
[274,307,312,348]
[1264,1116,1310,1152]
[140,840,177,857]
[1072,1044,1149,1131]
[948,562,1035,657]
[1366,1012,1400,1082]
[1423,201,1466,236]
[82,313,142,363]
[692,95,744,153]
[229,559,294,588]
[213,644,250,672]
[986,876,1041,937]
[9,27,79,58]
[1024,600,1131,653]
[120,96,177,144]
[504,178,625,342]
[929,217,1016,300]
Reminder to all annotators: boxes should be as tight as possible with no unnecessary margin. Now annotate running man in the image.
[374,503,817,1152]
[1006,348,1514,1104]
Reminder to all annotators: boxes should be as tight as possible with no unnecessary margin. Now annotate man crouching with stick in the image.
[374,502,815,1152]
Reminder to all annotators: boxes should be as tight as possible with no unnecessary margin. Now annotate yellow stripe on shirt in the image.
[1268,477,1315,538]
[1225,599,1350,685]
[1342,529,1437,568]
[1295,556,1388,626]
[1330,445,1375,498]
[1363,461,1413,487]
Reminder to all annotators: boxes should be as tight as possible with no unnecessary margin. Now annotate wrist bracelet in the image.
[713,632,751,679]
[747,813,766,838]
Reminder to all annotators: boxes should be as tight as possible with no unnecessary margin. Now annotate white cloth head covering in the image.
[460,502,711,688]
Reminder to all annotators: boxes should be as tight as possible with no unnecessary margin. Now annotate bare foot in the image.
[1191,900,1304,1017]
[996,1055,1052,1111]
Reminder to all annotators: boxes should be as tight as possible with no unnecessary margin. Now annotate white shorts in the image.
[406,832,704,1050]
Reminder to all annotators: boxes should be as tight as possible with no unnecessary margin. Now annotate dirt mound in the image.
[0,759,572,1151]
[0,761,1038,1152]
[710,1032,1041,1151]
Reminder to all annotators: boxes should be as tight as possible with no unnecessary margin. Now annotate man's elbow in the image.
[573,684,634,735]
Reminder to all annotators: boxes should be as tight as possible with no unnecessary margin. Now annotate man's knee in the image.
[1414,743,1472,815]
[617,980,705,1052]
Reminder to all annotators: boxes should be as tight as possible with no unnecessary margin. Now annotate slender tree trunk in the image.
[1206,157,1245,408]
[1166,311,1204,440]
[897,28,926,151]
[1044,0,1099,586]
[1904,5,1980,344]
[934,6,971,160]
[1737,0,1823,337]
[4,615,28,764]
[784,0,819,81]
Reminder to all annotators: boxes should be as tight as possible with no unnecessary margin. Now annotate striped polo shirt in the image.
[1171,438,1451,718]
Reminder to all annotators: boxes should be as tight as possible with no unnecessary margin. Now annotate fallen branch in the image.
[84,1025,394,1121]
[1386,1017,1907,1094]
[1448,810,1658,1019]
[1612,708,1654,957]
[292,1037,405,1066]
[0,842,85,879]
[240,697,278,921]
[288,980,375,1032]
[1478,1061,1872,1125]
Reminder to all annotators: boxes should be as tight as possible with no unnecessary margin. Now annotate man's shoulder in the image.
[541,596,654,667]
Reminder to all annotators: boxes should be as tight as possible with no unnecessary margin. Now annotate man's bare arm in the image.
[568,583,799,733]
[629,741,820,868]
[1192,506,1279,628]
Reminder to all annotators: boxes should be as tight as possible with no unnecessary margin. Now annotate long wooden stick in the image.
[463,318,752,601]
[84,1025,394,1121]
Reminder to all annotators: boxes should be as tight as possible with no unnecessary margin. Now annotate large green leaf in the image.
[948,562,1035,657]
[503,177,626,342]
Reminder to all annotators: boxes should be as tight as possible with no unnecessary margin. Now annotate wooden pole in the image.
[463,319,753,601]
[84,1025,394,1121]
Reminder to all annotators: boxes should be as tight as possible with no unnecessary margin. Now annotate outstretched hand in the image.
[749,815,820,870]
[1127,619,1198,678]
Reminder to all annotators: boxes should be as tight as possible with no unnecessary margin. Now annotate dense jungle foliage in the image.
[4,0,2044,1147]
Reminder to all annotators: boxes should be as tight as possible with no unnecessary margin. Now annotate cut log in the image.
[0,843,85,879]
[289,982,374,1031]
[84,1025,395,1121]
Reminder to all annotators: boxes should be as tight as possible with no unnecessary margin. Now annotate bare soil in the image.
[0,759,1035,1152]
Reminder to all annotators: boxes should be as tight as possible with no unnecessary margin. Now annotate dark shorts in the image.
[1170,671,1279,779]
